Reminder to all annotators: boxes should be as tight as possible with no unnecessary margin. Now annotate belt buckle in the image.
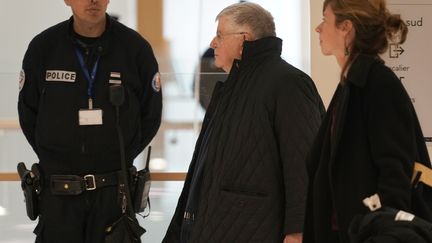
[84,174,96,190]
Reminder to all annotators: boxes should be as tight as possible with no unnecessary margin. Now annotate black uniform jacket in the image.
[164,37,325,243]
[303,55,431,243]
[18,15,162,175]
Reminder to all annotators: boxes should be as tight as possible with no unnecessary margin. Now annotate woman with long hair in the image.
[303,0,430,242]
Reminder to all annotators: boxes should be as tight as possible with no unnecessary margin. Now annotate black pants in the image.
[34,186,124,243]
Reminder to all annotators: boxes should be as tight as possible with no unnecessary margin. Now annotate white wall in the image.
[309,0,432,157]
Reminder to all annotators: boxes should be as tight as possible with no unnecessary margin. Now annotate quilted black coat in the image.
[163,37,324,243]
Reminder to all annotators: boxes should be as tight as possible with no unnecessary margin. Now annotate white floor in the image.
[0,181,183,243]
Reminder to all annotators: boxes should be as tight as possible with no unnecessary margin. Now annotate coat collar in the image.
[225,36,282,88]
[346,54,383,88]
[241,36,282,63]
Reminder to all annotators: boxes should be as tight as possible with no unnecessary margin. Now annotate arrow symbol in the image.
[395,46,404,55]
[389,44,405,58]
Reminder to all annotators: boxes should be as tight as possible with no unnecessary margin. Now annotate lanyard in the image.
[74,47,100,108]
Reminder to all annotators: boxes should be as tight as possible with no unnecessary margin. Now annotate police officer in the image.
[18,0,162,242]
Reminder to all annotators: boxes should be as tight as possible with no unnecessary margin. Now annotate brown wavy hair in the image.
[323,0,408,81]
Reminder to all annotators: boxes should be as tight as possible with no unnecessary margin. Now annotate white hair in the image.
[216,2,276,39]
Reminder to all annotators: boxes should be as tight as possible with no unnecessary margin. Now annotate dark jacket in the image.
[18,15,162,175]
[303,55,431,243]
[164,37,324,243]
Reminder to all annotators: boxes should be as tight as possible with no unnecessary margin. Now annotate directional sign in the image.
[384,2,432,142]
[389,44,405,58]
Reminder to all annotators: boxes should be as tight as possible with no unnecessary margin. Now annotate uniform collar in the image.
[68,13,112,56]
[345,54,383,87]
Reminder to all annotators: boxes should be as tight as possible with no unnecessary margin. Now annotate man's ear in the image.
[64,0,71,7]
[243,32,253,41]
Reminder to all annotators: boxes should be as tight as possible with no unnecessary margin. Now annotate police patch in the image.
[19,69,25,91]
[152,72,161,92]
[46,70,76,82]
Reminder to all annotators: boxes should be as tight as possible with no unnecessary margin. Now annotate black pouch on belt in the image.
[50,175,85,195]
[133,168,151,213]
[132,147,152,213]
[17,162,42,221]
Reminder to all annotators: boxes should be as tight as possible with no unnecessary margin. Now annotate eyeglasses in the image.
[214,31,248,42]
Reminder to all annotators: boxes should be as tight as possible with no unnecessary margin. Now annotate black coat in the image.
[303,55,431,243]
[163,37,324,243]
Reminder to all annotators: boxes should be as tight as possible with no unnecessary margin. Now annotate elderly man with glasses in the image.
[163,2,324,243]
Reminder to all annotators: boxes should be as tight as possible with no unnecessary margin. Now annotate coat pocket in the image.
[221,185,267,210]
[216,186,271,242]
[221,186,267,198]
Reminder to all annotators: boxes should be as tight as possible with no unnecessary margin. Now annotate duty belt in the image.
[50,168,135,195]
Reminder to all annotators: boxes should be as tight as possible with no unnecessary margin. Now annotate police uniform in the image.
[18,14,162,243]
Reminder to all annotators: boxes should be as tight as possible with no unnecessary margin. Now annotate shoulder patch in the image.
[19,69,25,91]
[152,72,161,92]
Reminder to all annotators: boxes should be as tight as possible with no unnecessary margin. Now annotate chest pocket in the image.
[35,81,80,151]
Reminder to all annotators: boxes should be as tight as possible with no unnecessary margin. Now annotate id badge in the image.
[79,109,103,125]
